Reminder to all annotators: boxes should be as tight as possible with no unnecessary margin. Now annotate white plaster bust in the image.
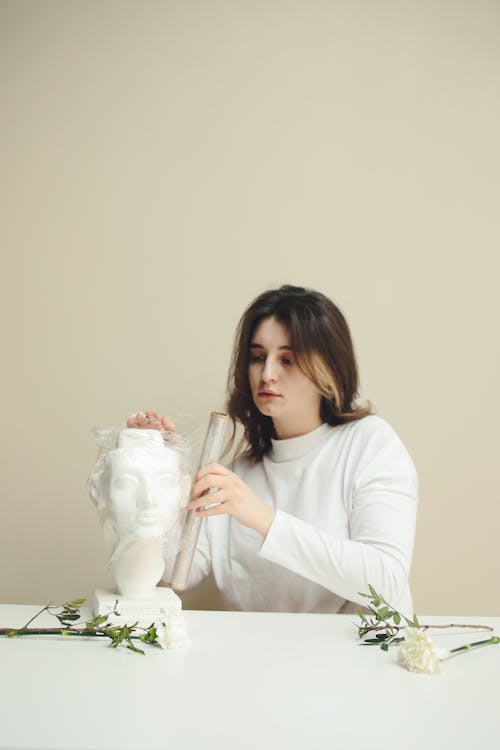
[88,429,183,598]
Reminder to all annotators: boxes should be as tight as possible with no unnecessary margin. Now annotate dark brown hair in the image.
[226,285,372,461]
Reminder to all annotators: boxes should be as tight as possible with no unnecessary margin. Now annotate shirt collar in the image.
[269,422,331,463]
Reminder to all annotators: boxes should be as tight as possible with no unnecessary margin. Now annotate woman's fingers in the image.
[126,412,149,428]
[192,501,227,517]
[188,465,276,536]
[191,465,230,501]
[191,474,221,502]
[195,463,230,481]
[188,487,224,512]
[136,412,153,428]
[160,416,176,432]
[189,468,230,510]
[126,409,176,431]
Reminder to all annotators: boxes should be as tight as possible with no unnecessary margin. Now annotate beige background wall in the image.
[2,0,499,615]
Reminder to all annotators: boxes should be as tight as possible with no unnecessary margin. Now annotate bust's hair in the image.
[87,456,108,510]
[226,284,372,461]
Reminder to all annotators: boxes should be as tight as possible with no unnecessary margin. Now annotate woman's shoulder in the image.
[331,414,397,443]
[343,414,417,478]
[336,414,413,459]
[346,414,396,437]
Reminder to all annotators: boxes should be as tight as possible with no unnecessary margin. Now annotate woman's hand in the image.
[187,463,276,538]
[126,409,176,432]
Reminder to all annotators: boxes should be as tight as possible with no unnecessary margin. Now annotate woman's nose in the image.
[262,358,278,383]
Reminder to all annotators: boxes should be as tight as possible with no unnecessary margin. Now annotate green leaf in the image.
[367,585,382,607]
[381,642,389,652]
[126,642,145,655]
[85,615,109,629]
[393,612,401,625]
[108,625,130,647]
[139,626,158,644]
[377,607,390,620]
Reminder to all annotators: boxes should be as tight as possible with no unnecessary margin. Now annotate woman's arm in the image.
[189,420,417,613]
[258,425,418,612]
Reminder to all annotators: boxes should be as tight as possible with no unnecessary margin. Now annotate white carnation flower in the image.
[397,628,449,674]
[156,613,188,650]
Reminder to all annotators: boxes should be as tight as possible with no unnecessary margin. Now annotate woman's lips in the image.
[258,391,281,399]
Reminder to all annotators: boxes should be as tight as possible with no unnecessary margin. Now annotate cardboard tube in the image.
[170,411,229,591]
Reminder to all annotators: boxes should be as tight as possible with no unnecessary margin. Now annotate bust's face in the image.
[102,445,182,539]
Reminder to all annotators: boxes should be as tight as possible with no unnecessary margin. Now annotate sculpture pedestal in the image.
[94,587,182,628]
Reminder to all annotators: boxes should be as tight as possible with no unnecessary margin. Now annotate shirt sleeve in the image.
[258,420,418,612]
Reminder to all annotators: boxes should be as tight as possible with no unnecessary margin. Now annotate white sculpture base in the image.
[94,587,182,628]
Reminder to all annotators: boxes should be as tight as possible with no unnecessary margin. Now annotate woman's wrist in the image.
[253,504,276,538]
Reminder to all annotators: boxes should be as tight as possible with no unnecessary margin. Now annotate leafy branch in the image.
[356,585,419,650]
[0,598,168,655]
[357,585,494,651]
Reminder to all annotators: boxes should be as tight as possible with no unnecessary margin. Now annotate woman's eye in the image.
[282,358,294,366]
[249,354,266,363]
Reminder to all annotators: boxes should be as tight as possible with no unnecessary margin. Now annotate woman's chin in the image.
[255,400,280,417]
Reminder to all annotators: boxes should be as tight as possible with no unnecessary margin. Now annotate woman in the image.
[128,285,418,615]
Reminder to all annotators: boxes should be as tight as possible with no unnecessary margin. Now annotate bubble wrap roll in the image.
[170,411,228,591]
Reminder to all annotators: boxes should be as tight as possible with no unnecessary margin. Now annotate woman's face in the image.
[248,316,322,439]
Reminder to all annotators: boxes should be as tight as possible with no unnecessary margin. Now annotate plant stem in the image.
[421,623,495,632]
[0,627,146,641]
[448,635,500,657]
[20,602,54,630]
[1,628,105,637]
[359,622,494,636]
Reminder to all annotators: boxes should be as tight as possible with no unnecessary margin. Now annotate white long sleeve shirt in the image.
[178,416,418,616]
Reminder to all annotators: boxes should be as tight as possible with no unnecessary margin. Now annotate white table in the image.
[1,605,499,750]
